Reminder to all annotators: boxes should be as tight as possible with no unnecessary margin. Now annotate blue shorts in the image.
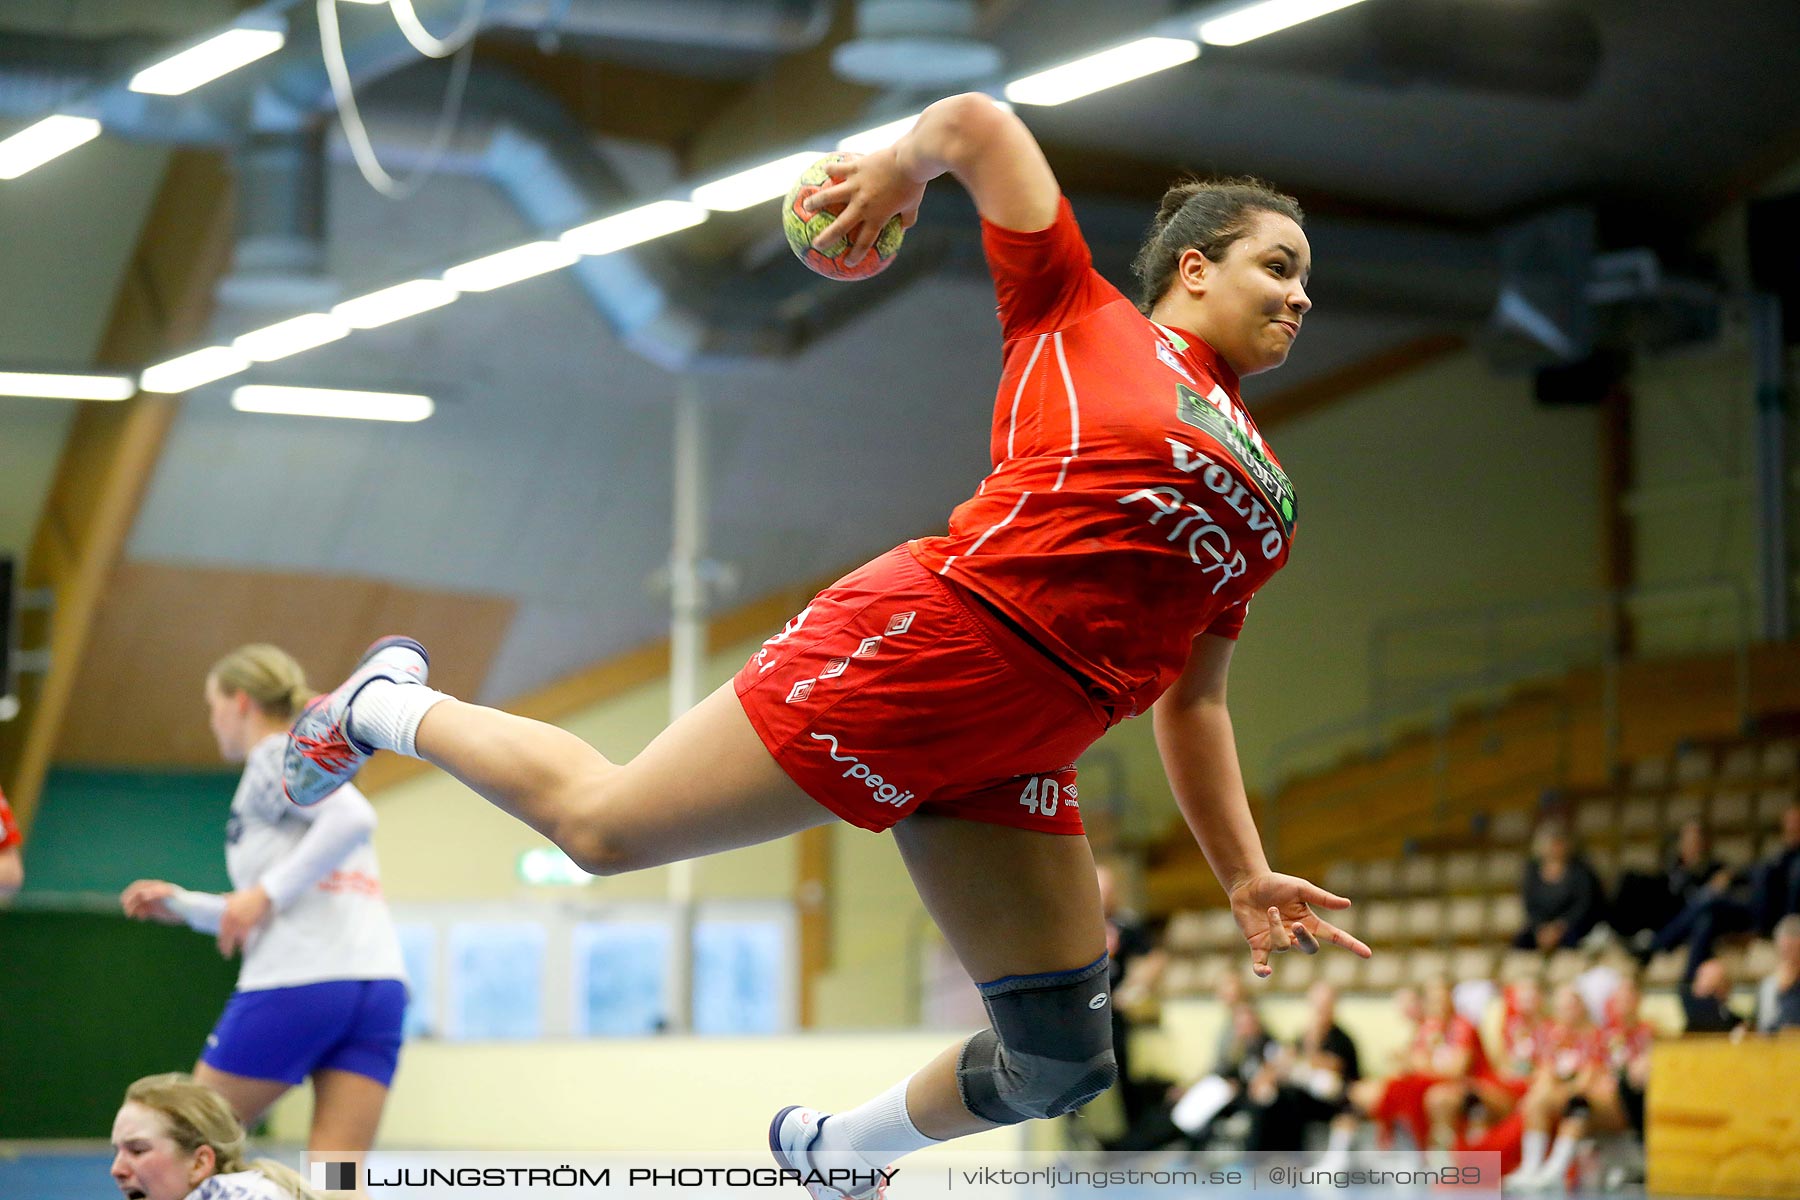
[201,979,407,1087]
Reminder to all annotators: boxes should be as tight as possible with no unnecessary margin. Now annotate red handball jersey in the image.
[0,786,19,851]
[909,197,1297,716]
[1418,1014,1492,1078]
[1599,1017,1657,1071]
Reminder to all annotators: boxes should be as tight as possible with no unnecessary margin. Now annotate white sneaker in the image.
[768,1106,890,1200]
[283,636,429,806]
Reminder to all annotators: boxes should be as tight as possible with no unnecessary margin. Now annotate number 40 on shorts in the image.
[1018,776,1064,817]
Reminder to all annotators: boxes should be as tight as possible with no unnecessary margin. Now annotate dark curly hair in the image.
[1130,176,1305,314]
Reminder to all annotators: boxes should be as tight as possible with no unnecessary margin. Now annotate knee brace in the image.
[956,954,1117,1125]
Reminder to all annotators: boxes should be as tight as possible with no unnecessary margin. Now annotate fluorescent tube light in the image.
[1004,37,1199,106]
[690,150,826,213]
[0,115,101,180]
[129,27,286,96]
[232,313,349,363]
[140,347,249,394]
[442,241,580,292]
[1198,0,1370,47]
[332,280,459,330]
[232,385,434,423]
[562,200,708,255]
[0,371,135,401]
[837,114,921,155]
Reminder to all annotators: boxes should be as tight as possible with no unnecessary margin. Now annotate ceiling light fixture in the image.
[140,347,250,394]
[332,280,460,330]
[128,25,286,96]
[0,371,135,401]
[690,151,827,213]
[1003,37,1199,106]
[442,242,581,292]
[562,201,708,256]
[232,313,350,363]
[232,385,434,423]
[1198,0,1370,47]
[0,115,102,180]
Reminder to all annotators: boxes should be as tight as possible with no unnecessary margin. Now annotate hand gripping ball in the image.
[783,152,905,281]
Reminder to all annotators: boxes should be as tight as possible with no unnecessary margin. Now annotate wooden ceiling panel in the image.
[55,561,515,767]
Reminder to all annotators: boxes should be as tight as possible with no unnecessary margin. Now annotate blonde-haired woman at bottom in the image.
[121,644,409,1163]
[111,1073,320,1200]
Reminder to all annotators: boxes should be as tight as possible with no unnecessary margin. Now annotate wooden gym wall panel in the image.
[1647,1035,1800,1199]
[54,561,515,767]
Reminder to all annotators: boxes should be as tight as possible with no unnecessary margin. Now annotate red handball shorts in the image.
[734,545,1112,835]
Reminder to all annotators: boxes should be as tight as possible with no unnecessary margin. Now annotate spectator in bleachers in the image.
[1240,982,1361,1158]
[1101,986,1275,1154]
[1647,801,1800,980]
[1754,914,1800,1033]
[1611,819,1721,955]
[1681,957,1745,1034]
[1516,824,1604,952]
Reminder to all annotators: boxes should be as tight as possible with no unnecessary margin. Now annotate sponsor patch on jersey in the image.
[1175,383,1297,535]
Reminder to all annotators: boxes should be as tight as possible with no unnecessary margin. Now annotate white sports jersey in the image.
[188,1169,295,1200]
[227,733,406,991]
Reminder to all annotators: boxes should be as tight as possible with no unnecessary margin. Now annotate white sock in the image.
[1539,1133,1578,1185]
[1328,1122,1355,1154]
[812,1078,942,1173]
[1517,1129,1548,1176]
[348,679,450,758]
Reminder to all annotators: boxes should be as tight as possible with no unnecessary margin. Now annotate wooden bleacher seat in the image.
[1714,833,1756,869]
[1710,788,1754,831]
[1629,754,1672,791]
[1489,808,1533,845]
[1164,911,1207,953]
[1759,739,1798,781]
[1718,744,1760,782]
[1665,791,1705,828]
[1411,947,1451,981]
[1320,951,1362,988]
[1621,794,1663,838]
[1362,900,1403,943]
[1400,855,1439,896]
[1364,951,1404,990]
[1576,797,1617,844]
[1442,851,1482,892]
[1485,849,1526,891]
[1403,898,1443,944]
[1361,858,1399,896]
[1619,842,1661,873]
[1448,896,1488,941]
[1490,893,1526,939]
[1674,746,1716,788]
[1323,860,1358,896]
[1451,945,1497,982]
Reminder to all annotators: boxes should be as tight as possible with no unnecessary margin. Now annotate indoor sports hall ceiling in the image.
[0,0,1796,769]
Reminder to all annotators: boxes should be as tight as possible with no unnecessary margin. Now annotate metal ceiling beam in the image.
[0,150,235,832]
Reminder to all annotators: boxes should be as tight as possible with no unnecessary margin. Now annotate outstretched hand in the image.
[120,879,182,924]
[801,148,925,267]
[1228,871,1372,979]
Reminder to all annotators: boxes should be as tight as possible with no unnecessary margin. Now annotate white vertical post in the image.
[666,376,705,1032]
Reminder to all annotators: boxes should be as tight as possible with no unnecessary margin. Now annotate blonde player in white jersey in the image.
[121,644,409,1162]
[111,1073,322,1200]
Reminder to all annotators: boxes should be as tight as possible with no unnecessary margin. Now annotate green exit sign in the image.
[517,846,594,886]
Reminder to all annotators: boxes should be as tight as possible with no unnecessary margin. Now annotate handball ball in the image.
[784,152,904,281]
